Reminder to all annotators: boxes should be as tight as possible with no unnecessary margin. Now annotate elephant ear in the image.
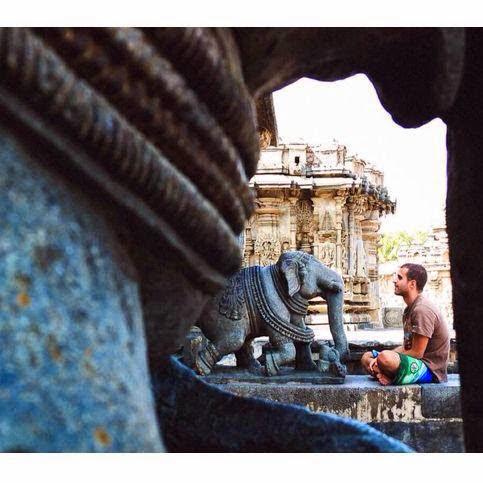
[280,259,301,297]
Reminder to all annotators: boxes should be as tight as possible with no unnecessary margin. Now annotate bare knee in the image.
[361,351,374,371]
[377,350,400,375]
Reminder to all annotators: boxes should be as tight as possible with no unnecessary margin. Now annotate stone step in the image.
[209,374,463,452]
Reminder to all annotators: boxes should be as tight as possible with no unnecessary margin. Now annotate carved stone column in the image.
[256,198,280,231]
[334,190,347,275]
[314,197,337,269]
[354,196,369,297]
[311,196,323,261]
[253,198,282,266]
[361,212,381,282]
[347,198,356,277]
[289,198,298,250]
[296,197,314,254]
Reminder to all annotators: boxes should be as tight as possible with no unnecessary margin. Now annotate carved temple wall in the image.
[242,142,395,327]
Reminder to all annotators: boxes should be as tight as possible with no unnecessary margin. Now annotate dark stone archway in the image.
[0,27,482,452]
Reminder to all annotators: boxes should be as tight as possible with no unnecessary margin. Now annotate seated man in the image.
[362,263,450,385]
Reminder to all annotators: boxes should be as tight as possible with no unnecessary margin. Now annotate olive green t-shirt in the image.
[403,294,450,382]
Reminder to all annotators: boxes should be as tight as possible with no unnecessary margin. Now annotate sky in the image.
[273,75,448,234]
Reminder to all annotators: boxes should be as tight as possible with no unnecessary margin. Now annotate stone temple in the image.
[242,98,395,328]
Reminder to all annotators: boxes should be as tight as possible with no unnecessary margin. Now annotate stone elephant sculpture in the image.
[5,26,483,452]
[194,251,348,376]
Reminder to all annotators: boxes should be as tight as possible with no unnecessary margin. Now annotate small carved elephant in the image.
[194,251,349,376]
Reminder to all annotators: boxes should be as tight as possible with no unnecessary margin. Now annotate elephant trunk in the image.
[324,290,349,360]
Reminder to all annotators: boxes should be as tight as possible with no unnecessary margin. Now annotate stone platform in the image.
[205,367,344,385]
[210,374,463,452]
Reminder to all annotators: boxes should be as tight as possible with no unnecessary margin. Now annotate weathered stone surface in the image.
[370,421,464,453]
[219,375,461,420]
[204,366,344,385]
[421,378,462,418]
[214,374,462,451]
[220,376,426,423]
[0,129,163,451]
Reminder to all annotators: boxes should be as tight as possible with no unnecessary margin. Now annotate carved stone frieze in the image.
[321,210,335,232]
[341,214,349,275]
[218,271,246,320]
[319,242,336,268]
[242,218,255,267]
[296,199,314,233]
[356,238,368,278]
[254,232,281,266]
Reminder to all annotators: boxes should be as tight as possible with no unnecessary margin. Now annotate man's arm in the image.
[401,333,429,359]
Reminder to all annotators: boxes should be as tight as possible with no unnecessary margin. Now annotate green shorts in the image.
[393,353,434,385]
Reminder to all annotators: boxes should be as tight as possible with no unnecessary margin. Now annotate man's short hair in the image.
[400,263,427,292]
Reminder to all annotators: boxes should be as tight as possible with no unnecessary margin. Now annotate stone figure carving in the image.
[194,251,349,376]
[319,241,336,268]
[296,199,314,233]
[254,233,281,266]
[258,127,272,149]
[321,210,335,232]
[341,230,349,275]
[7,26,481,452]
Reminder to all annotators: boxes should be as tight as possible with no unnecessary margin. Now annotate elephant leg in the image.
[235,339,263,374]
[325,291,349,360]
[294,341,317,371]
[289,315,317,371]
[194,341,222,376]
[264,329,295,376]
[194,322,247,376]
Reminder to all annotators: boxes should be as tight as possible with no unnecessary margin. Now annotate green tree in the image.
[378,230,428,263]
